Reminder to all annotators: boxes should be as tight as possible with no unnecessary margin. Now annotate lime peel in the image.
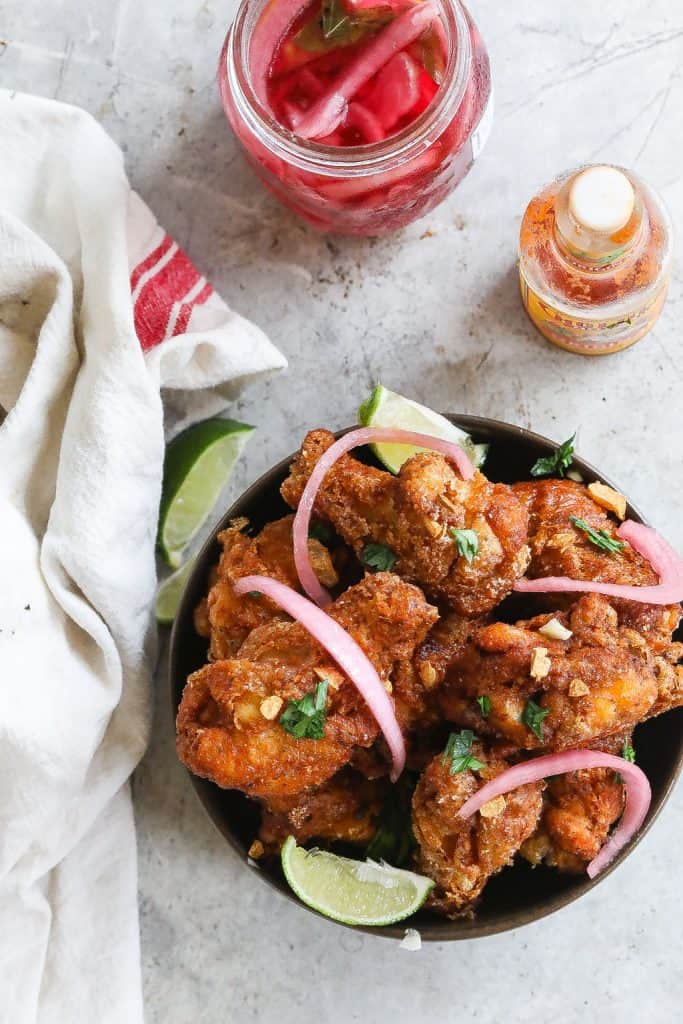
[357,384,488,473]
[158,418,255,568]
[155,558,195,626]
[281,836,433,927]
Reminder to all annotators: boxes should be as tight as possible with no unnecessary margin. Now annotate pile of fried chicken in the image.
[177,429,683,917]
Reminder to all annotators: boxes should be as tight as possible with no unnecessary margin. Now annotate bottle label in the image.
[520,273,670,355]
[471,85,494,161]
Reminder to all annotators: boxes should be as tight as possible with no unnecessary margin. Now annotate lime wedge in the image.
[158,418,255,568]
[155,557,195,626]
[281,836,433,927]
[358,384,488,473]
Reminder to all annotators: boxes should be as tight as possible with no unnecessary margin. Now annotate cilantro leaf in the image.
[280,680,328,740]
[365,776,416,868]
[309,521,334,546]
[530,433,576,478]
[361,542,397,573]
[477,695,492,719]
[570,516,625,554]
[622,739,636,763]
[521,698,550,741]
[449,528,479,564]
[442,730,485,774]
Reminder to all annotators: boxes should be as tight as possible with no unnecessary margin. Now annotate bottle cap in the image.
[568,166,635,235]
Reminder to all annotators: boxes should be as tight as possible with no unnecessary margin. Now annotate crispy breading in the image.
[439,594,661,751]
[203,515,338,659]
[281,429,530,616]
[176,573,437,800]
[392,612,487,733]
[412,746,543,916]
[258,770,387,853]
[520,732,626,873]
[513,479,682,654]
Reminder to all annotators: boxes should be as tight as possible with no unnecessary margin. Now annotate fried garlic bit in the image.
[587,482,627,520]
[479,795,507,819]
[260,695,284,720]
[530,646,552,681]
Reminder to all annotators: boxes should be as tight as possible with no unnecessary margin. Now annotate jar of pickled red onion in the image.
[218,0,492,236]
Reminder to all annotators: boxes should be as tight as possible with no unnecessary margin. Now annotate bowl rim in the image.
[169,414,683,941]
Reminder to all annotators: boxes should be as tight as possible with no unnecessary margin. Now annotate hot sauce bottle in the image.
[519,165,673,355]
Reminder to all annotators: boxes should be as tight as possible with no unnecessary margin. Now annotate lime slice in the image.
[281,836,433,927]
[155,557,195,626]
[158,418,255,568]
[358,384,488,473]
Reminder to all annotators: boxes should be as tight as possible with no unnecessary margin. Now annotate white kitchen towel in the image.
[0,90,286,1023]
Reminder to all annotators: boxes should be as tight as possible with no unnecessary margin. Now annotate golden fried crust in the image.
[177,573,438,800]
[281,429,530,617]
[391,613,487,733]
[412,749,543,916]
[520,767,625,873]
[513,479,682,653]
[204,515,338,660]
[439,594,660,751]
[176,660,352,798]
[258,771,387,853]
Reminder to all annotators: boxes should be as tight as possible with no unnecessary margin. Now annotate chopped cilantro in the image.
[279,680,328,740]
[522,698,550,741]
[247,590,262,598]
[622,739,636,763]
[449,527,479,564]
[477,695,492,719]
[361,542,397,573]
[570,516,625,554]
[442,730,485,775]
[530,433,576,478]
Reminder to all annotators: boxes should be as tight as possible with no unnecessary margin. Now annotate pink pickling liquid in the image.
[219,0,492,235]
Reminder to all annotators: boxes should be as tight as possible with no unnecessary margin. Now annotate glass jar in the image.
[218,0,492,236]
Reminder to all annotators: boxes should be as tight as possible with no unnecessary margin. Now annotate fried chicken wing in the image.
[202,515,338,659]
[392,612,486,732]
[520,766,625,873]
[258,770,387,853]
[439,594,660,751]
[177,573,437,800]
[412,745,543,916]
[513,479,682,654]
[281,429,530,616]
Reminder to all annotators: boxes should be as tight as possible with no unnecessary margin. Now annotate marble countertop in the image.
[2,1,682,1020]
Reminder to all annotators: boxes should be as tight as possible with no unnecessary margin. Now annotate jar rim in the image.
[224,0,472,177]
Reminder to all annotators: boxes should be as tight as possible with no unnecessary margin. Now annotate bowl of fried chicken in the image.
[170,413,683,939]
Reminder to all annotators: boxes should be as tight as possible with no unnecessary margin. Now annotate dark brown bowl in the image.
[169,415,683,940]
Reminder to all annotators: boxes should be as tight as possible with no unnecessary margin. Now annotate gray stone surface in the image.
[2,1,682,1021]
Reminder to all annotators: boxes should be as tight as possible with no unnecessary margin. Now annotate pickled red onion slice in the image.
[514,519,683,605]
[250,0,311,105]
[369,52,421,130]
[295,1,439,139]
[456,750,651,878]
[319,146,439,200]
[294,92,348,142]
[292,426,474,607]
[233,574,406,781]
[345,101,385,143]
[344,0,416,10]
